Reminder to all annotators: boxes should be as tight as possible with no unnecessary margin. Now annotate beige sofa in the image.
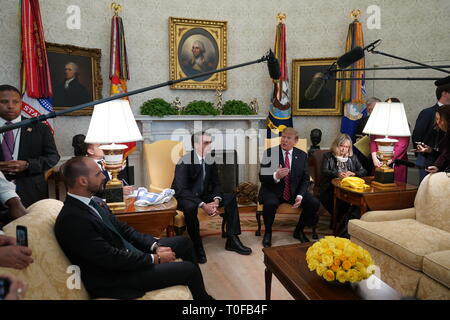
[349,172,450,299]
[0,199,192,300]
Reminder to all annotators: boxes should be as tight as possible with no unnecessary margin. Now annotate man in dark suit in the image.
[172,131,251,264]
[53,62,91,107]
[0,85,60,207]
[259,127,320,247]
[54,156,212,300]
[412,79,450,181]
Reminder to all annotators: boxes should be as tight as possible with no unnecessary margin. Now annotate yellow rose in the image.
[316,264,327,277]
[347,269,359,282]
[342,260,352,271]
[308,260,318,271]
[336,270,347,283]
[349,255,357,264]
[331,264,340,272]
[322,254,333,267]
[323,269,335,282]
[333,258,341,266]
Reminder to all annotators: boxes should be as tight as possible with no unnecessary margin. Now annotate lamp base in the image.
[372,167,396,189]
[104,180,125,212]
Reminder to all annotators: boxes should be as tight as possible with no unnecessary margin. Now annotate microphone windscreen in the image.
[267,50,281,80]
[304,73,325,100]
[337,47,364,68]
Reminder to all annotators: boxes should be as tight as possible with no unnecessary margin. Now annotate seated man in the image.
[54,156,212,300]
[0,171,27,227]
[259,127,320,247]
[172,131,252,264]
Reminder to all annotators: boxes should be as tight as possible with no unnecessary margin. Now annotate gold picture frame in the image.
[46,42,102,116]
[291,57,342,116]
[169,17,227,90]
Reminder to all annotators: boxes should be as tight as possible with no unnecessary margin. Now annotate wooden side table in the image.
[114,197,177,237]
[263,243,402,300]
[332,177,418,234]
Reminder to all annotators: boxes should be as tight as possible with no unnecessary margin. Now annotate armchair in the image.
[255,138,316,236]
[143,140,225,236]
[348,172,450,299]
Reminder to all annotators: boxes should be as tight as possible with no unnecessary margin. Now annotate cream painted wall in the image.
[1,0,449,157]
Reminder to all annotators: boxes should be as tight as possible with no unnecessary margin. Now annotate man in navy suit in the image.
[259,127,320,247]
[0,84,60,207]
[412,78,450,181]
[54,156,212,300]
[172,131,251,264]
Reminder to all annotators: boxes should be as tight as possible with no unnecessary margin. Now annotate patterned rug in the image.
[200,210,334,238]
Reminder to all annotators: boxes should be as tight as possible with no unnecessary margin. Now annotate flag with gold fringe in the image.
[266,18,293,137]
[20,0,54,134]
[109,11,136,158]
[339,17,366,142]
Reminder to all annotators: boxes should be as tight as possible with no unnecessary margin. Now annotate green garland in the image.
[182,100,219,116]
[222,99,255,115]
[140,98,178,117]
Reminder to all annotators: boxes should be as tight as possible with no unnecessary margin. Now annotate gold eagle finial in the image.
[350,9,361,21]
[277,12,286,24]
[111,3,122,16]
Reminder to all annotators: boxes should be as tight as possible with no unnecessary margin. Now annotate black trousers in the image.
[319,188,350,220]
[261,191,320,233]
[130,236,210,300]
[177,193,242,248]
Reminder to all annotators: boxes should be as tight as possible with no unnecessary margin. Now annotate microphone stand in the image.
[0,54,270,134]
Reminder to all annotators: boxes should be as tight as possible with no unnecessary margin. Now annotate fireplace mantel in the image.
[133,115,267,186]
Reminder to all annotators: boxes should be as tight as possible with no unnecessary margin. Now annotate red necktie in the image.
[283,151,291,201]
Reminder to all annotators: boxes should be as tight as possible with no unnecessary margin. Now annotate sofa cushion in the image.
[349,219,450,271]
[3,199,91,300]
[423,251,450,288]
[414,172,450,233]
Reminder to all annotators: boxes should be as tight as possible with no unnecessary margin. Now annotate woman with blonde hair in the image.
[319,133,367,236]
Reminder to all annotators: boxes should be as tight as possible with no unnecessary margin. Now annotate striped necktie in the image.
[283,151,291,201]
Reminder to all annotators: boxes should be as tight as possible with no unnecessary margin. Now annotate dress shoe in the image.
[195,246,207,264]
[225,235,252,255]
[293,230,310,243]
[262,232,272,248]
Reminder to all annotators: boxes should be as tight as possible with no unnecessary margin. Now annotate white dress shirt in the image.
[0,115,22,161]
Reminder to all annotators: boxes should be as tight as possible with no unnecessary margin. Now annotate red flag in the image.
[20,0,54,133]
[110,14,136,158]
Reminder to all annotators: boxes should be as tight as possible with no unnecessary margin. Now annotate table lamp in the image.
[85,100,143,211]
[362,101,410,188]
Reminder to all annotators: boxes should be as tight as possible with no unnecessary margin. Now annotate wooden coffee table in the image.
[114,197,177,237]
[263,243,402,300]
[332,177,418,233]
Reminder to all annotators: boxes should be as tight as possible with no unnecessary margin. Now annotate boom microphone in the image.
[337,46,365,68]
[304,72,326,100]
[267,49,281,80]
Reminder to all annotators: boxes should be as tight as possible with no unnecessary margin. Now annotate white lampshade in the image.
[85,99,143,144]
[362,102,411,137]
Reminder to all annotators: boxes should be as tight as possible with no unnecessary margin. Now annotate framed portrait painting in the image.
[46,42,102,115]
[169,17,227,90]
[291,57,342,116]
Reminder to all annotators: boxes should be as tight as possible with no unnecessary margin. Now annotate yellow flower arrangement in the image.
[306,236,375,283]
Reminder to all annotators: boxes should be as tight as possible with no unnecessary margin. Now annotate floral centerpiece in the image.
[306,236,375,283]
